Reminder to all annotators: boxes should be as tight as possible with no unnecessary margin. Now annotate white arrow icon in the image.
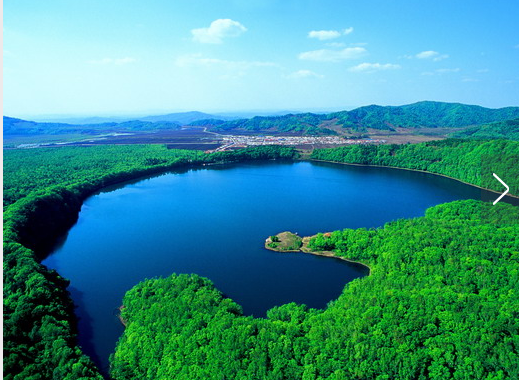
[492,173,509,205]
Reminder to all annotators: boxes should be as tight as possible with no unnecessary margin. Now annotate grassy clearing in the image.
[265,231,303,252]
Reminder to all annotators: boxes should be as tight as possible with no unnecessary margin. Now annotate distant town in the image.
[207,134,386,152]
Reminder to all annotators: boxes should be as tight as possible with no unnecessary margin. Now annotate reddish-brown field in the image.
[366,127,460,144]
[5,125,459,150]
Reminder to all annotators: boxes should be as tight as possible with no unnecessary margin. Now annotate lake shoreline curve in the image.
[307,158,519,199]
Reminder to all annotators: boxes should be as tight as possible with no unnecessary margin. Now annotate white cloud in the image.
[326,42,366,49]
[308,27,353,40]
[308,30,341,40]
[415,50,449,61]
[287,70,324,79]
[175,54,277,70]
[433,55,449,62]
[88,57,136,65]
[421,68,460,75]
[435,68,460,73]
[326,42,346,48]
[191,19,247,44]
[349,62,401,73]
[416,50,438,59]
[298,47,366,62]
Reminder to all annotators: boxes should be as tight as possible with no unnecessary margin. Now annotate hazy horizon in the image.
[12,99,519,123]
[4,1,519,117]
[6,106,353,121]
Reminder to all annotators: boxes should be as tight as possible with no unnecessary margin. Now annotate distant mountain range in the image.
[32,111,237,125]
[4,101,519,139]
[137,111,235,124]
[3,117,181,136]
[204,101,519,135]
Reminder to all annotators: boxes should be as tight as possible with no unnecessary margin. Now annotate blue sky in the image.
[3,0,519,118]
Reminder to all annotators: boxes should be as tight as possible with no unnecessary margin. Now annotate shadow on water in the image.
[67,286,108,377]
[92,166,195,195]
[93,160,298,194]
[481,188,519,207]
[312,253,371,275]
[44,230,71,256]
[40,166,196,259]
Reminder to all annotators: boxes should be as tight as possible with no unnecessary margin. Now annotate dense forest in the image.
[3,145,296,209]
[4,140,519,379]
[111,200,519,379]
[3,145,298,380]
[311,139,519,197]
[450,118,519,140]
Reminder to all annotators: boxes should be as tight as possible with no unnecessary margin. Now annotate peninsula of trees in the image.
[265,231,303,252]
[111,199,519,380]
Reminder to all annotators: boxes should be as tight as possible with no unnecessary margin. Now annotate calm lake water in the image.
[43,161,494,373]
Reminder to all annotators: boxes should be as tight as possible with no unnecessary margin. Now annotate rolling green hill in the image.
[450,118,519,140]
[6,102,519,138]
[213,113,334,135]
[331,101,519,130]
[200,101,519,134]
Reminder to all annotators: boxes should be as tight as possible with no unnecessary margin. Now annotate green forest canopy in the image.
[111,200,519,380]
[449,118,519,141]
[3,141,519,379]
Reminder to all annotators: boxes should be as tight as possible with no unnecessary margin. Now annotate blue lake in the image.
[43,161,492,373]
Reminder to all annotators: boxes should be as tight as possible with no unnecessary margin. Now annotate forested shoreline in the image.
[112,200,519,379]
[310,139,519,197]
[4,140,519,379]
[3,145,298,380]
[110,139,519,379]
